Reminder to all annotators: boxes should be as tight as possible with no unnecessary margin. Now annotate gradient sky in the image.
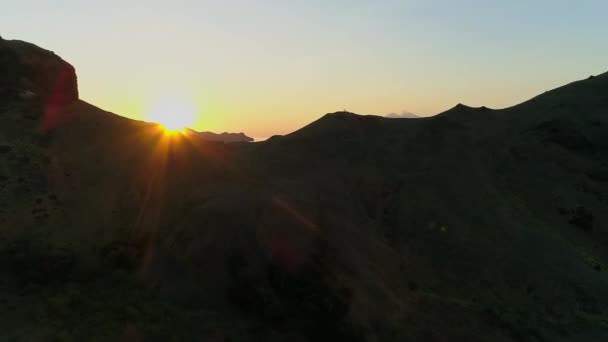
[4,0,608,138]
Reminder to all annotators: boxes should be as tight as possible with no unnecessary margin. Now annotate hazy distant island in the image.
[1,36,607,342]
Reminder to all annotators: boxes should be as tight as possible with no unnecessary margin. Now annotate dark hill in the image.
[1,39,607,341]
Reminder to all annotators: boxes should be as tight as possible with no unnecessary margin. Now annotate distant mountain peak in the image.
[386,111,419,119]
[186,129,254,143]
[453,103,473,110]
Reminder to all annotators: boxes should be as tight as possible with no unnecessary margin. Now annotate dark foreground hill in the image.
[1,37,607,341]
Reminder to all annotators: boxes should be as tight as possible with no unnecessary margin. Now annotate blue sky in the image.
[4,1,608,136]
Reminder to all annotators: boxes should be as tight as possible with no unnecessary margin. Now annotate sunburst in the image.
[146,94,197,133]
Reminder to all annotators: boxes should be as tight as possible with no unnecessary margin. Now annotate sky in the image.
[4,0,608,138]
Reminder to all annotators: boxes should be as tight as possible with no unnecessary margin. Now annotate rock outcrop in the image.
[0,36,78,106]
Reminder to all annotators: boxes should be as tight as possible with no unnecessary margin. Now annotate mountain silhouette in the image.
[386,110,419,118]
[1,38,607,341]
[186,129,254,143]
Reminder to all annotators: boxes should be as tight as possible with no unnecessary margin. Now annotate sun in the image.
[146,94,197,133]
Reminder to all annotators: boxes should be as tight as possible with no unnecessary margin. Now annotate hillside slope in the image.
[1,38,607,341]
